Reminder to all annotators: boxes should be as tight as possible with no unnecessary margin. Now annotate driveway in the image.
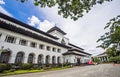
[4,64,120,77]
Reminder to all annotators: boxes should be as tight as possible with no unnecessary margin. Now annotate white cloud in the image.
[0,0,5,4]
[28,16,55,32]
[0,6,13,17]
[37,0,120,55]
[38,20,55,32]
[28,16,40,26]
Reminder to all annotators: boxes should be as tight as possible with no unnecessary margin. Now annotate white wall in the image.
[0,28,67,64]
[48,30,69,45]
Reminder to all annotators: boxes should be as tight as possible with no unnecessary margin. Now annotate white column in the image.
[16,38,20,45]
[43,55,46,64]
[24,53,29,63]
[9,52,17,63]
[36,43,39,49]
[62,56,65,64]
[34,54,38,64]
[55,57,57,64]
[27,41,31,47]
[0,33,6,42]
[49,56,52,64]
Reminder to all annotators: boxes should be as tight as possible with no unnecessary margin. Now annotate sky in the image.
[0,0,120,56]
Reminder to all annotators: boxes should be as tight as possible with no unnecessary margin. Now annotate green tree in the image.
[109,56,120,63]
[105,47,120,63]
[18,0,112,21]
[106,47,117,57]
[93,57,100,63]
[97,15,120,63]
[97,15,120,49]
[97,15,120,57]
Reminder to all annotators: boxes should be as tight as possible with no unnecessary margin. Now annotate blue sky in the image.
[0,0,120,56]
[0,0,45,23]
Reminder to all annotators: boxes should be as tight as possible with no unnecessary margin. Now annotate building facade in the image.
[95,52,109,62]
[0,13,91,65]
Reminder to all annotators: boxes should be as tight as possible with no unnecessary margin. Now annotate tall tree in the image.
[97,15,120,49]
[97,15,120,63]
[18,0,112,21]
[106,47,117,57]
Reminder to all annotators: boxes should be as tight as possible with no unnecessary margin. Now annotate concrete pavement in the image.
[4,64,120,77]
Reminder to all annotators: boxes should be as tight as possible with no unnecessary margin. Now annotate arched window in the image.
[52,56,56,64]
[38,54,43,64]
[0,51,11,63]
[46,55,50,64]
[28,53,34,64]
[15,52,24,63]
[57,57,61,64]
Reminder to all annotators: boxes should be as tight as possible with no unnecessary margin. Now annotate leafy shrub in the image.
[93,57,100,63]
[45,64,50,67]
[109,56,120,63]
[63,63,71,67]
[5,64,12,70]
[21,63,33,70]
[9,69,16,72]
[0,63,7,72]
[0,63,12,72]
[57,64,62,67]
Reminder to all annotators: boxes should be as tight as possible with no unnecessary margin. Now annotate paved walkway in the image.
[4,64,120,77]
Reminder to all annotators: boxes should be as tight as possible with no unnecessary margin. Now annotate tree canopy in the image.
[97,15,120,63]
[106,47,120,63]
[97,15,120,49]
[106,47,117,57]
[19,0,112,21]
[93,56,100,63]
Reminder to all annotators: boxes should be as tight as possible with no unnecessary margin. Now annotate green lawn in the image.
[0,69,44,76]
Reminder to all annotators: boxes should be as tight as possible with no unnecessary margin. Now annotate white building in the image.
[95,52,109,62]
[0,13,91,65]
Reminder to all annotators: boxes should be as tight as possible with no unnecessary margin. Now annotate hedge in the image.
[109,56,120,63]
[21,63,33,70]
[0,63,12,72]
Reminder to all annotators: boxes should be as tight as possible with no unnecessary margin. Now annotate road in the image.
[4,64,120,77]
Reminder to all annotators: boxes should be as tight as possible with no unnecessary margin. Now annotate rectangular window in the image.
[39,44,44,49]
[19,39,27,46]
[30,42,37,48]
[5,35,16,43]
[46,46,50,51]
[57,49,61,53]
[52,47,56,52]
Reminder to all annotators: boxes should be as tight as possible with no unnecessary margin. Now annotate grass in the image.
[0,69,44,76]
[49,66,71,71]
[0,66,71,76]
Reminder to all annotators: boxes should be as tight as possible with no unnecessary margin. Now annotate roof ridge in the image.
[47,26,66,35]
[0,12,58,40]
